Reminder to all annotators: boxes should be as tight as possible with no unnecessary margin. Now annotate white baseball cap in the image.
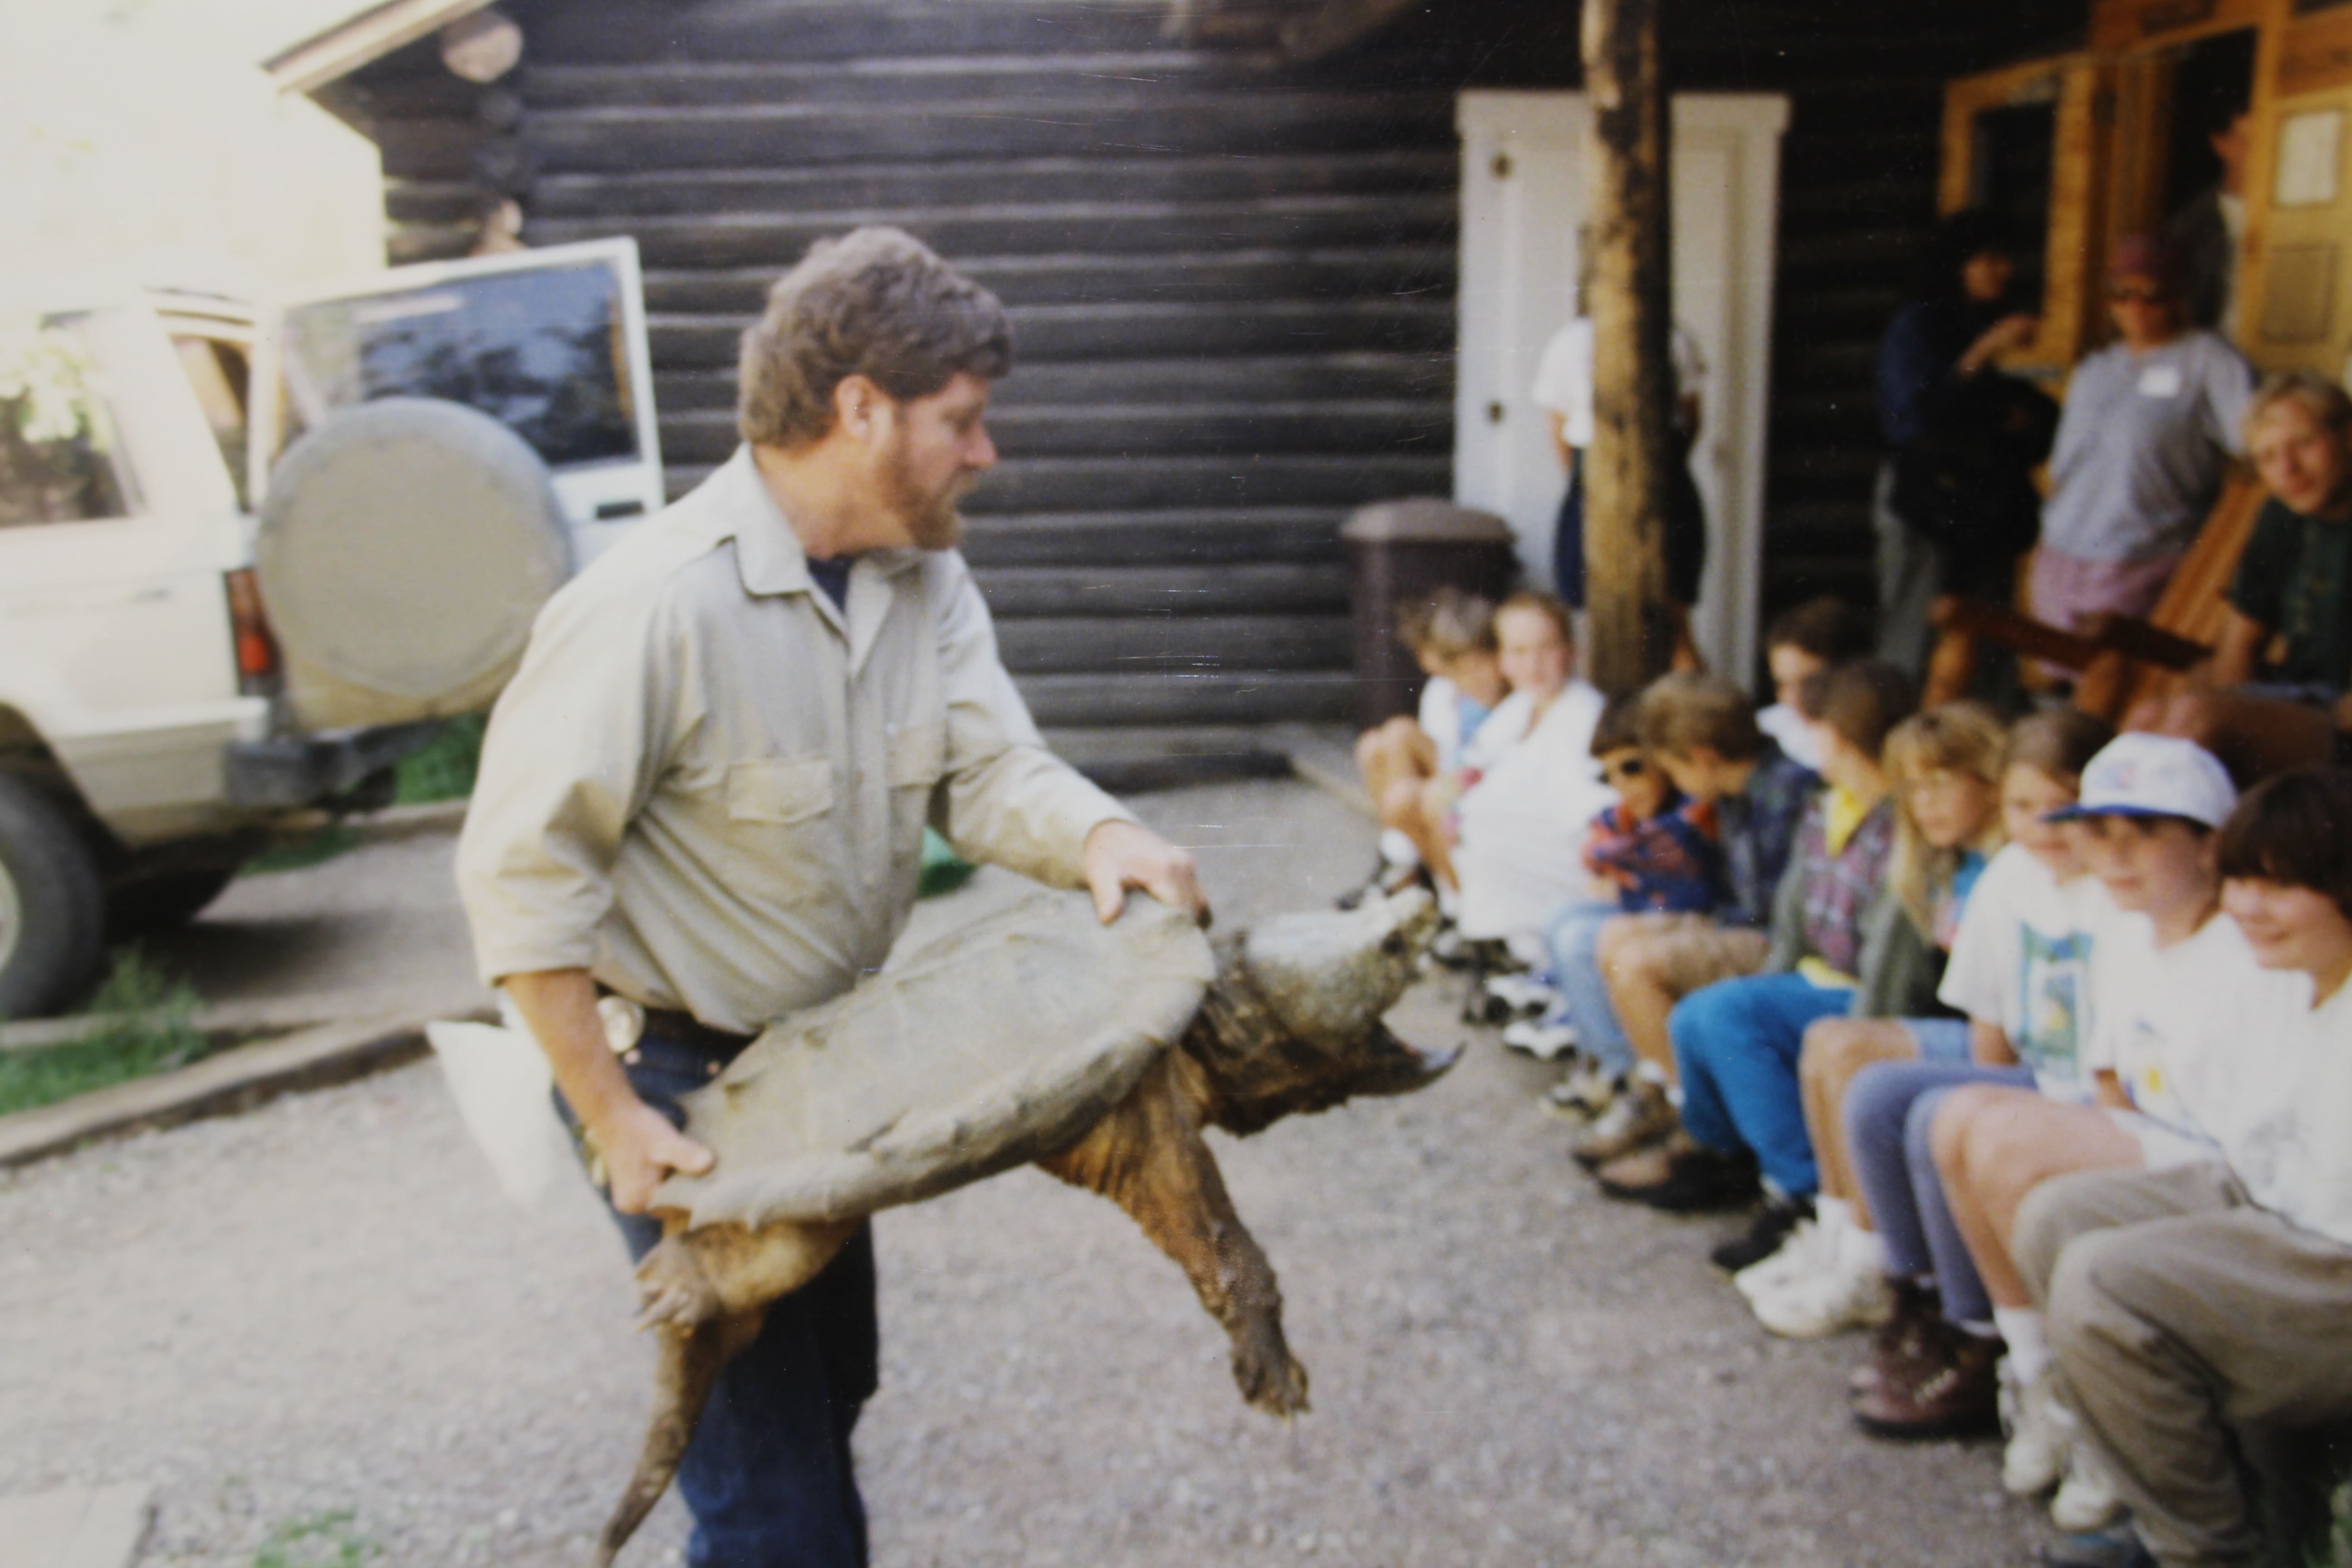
[2046,733,2237,828]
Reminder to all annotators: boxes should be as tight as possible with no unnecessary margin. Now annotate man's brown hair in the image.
[738,226,1014,449]
[2219,769,2352,920]
[1636,671,1763,761]
[1801,659,1916,760]
[1764,595,1873,664]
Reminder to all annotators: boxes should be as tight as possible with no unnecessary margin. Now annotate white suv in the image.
[0,239,662,1016]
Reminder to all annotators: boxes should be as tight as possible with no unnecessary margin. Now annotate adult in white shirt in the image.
[2014,769,2352,1568]
[1450,591,1611,947]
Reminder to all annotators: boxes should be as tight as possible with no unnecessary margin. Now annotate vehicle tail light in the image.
[223,569,282,696]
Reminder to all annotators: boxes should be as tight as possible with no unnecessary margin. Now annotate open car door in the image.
[259,237,664,567]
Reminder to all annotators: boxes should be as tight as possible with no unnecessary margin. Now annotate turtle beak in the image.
[1350,1022,1461,1098]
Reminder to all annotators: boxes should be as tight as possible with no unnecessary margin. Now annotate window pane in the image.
[0,318,132,529]
[280,259,638,471]
[173,336,252,510]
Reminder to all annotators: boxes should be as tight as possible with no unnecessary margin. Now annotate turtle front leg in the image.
[1039,1051,1310,1415]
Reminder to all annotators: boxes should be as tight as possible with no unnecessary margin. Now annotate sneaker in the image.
[1750,1254,1894,1340]
[1735,1216,1833,1302]
[1710,1195,1812,1274]
[1570,1077,1679,1167]
[1428,921,1471,970]
[2002,1369,2076,1498]
[1546,1060,1618,1118]
[2049,1439,2127,1533]
[1596,1136,1761,1213]
[1851,1276,1941,1397]
[1486,973,1562,1021]
[1500,1017,1578,1060]
[1850,1320,2003,1440]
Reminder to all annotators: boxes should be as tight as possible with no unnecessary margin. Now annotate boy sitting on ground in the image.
[1571,672,1822,1167]
[1350,588,1507,904]
[1595,661,1921,1225]
[1504,695,1722,1074]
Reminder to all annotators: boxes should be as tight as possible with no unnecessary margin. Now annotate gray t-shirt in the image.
[2039,330,2254,563]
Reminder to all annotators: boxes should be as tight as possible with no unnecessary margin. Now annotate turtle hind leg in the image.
[591,1309,762,1568]
[1039,1052,1310,1417]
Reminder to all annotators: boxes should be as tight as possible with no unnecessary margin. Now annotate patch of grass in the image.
[395,713,485,805]
[253,1511,379,1568]
[0,947,218,1117]
[241,822,361,877]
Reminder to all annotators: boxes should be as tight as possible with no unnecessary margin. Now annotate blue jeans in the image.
[1670,971,1856,1199]
[1843,1058,2035,1325]
[564,1029,876,1568]
[1540,897,1635,1076]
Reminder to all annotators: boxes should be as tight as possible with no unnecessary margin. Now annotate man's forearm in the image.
[502,968,640,1132]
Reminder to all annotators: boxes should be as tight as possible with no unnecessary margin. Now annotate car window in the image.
[279,257,640,472]
[172,335,252,510]
[0,316,134,529]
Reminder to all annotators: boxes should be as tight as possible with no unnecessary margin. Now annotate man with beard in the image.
[457,226,1206,1567]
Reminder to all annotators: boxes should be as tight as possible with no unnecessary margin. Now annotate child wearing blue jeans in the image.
[1511,696,1720,1075]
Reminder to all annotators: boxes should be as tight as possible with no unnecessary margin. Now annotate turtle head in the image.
[1196,887,1457,1133]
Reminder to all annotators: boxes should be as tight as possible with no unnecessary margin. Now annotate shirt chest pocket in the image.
[727,756,835,825]
[886,719,946,790]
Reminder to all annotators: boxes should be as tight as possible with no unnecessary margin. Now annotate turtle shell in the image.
[656,890,1215,1230]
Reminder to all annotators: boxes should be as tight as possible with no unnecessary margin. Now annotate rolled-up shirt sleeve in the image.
[455,583,686,985]
[923,555,1136,887]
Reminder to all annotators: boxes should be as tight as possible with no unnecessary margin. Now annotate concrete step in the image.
[657,351,1451,414]
[1040,724,1300,794]
[658,399,1448,463]
[957,507,1342,568]
[521,90,1456,173]
[994,612,1351,673]
[644,245,1455,314]
[968,561,1348,618]
[1017,668,1354,726]
[540,149,1457,221]
[532,191,1455,269]
[651,299,1453,367]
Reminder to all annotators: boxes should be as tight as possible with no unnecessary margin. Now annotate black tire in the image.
[0,774,108,1019]
[106,865,239,941]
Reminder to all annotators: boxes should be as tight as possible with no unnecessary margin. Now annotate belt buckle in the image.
[596,995,646,1054]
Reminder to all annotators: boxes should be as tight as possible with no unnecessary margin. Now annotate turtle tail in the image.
[591,1313,755,1568]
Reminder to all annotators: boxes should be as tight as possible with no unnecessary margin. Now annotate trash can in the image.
[1341,498,1521,732]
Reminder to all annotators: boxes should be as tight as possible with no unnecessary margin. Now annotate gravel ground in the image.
[0,779,2056,1567]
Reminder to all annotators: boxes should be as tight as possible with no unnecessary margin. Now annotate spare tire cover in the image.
[257,397,571,730]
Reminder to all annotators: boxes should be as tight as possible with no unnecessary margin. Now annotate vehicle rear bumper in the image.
[223,721,442,808]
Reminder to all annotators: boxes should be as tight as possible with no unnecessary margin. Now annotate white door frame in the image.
[1455,89,1789,680]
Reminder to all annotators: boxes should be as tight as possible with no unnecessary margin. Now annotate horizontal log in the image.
[958,507,1343,567]
[957,452,1450,513]
[657,399,1449,462]
[992,612,1352,673]
[1014,669,1357,727]
[654,351,1452,414]
[970,562,1348,617]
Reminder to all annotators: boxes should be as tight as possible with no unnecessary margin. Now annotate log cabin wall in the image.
[320,0,2074,713]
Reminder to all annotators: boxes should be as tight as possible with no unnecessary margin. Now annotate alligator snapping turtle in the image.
[592,884,1449,1566]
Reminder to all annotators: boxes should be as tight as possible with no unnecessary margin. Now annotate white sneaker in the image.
[1546,1059,1617,1117]
[1485,973,1562,1019]
[1733,1217,1832,1302]
[1500,1017,1578,1060]
[2001,1370,2076,1497]
[1750,1254,1894,1339]
[2049,1439,2126,1533]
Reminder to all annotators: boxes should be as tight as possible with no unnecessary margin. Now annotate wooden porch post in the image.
[1579,0,1675,696]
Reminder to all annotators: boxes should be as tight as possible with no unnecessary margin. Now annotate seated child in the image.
[1596,662,1925,1235]
[1757,596,1873,774]
[1771,713,2113,1374]
[1350,588,1506,903]
[2013,770,2352,1568]
[1450,591,1611,951]
[1865,737,2239,1477]
[1504,695,1721,1067]
[1571,672,1821,1166]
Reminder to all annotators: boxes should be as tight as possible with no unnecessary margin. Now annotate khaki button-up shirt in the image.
[456,446,1136,1035]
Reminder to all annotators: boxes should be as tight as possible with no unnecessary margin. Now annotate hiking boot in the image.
[1710,1195,1812,1274]
[1596,1136,1760,1213]
[1851,1320,2003,1440]
[1570,1077,1678,1167]
[1851,1277,1941,1397]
